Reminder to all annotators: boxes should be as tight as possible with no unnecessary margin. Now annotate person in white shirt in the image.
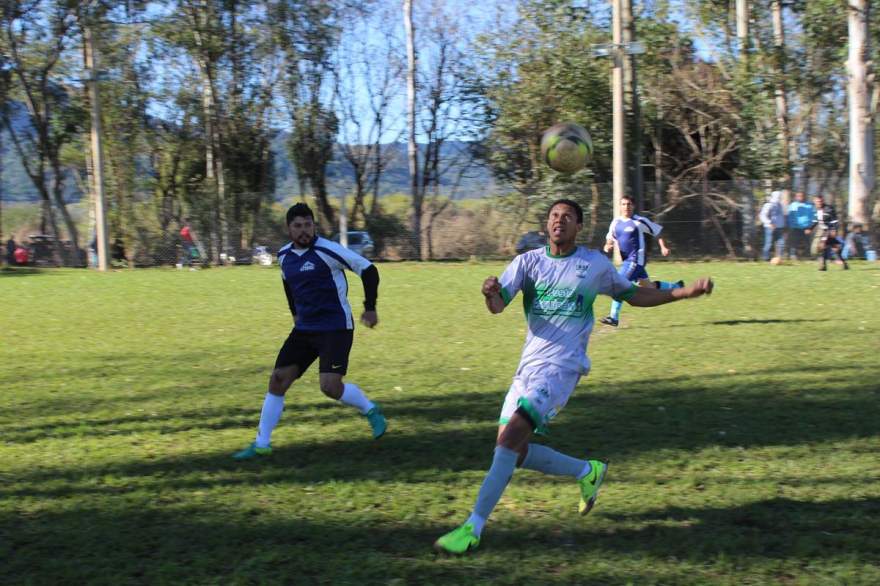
[759,190,786,261]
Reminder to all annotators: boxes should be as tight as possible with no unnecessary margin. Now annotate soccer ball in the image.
[770,256,782,265]
[540,122,592,173]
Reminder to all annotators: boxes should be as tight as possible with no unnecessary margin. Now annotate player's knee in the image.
[497,411,533,451]
[269,369,293,395]
[319,379,343,399]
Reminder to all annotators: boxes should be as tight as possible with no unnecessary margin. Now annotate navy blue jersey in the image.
[606,214,663,265]
[277,236,374,331]
[812,204,839,232]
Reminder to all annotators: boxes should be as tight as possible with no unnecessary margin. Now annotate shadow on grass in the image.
[0,266,66,277]
[3,361,878,500]
[710,318,830,326]
[485,497,880,568]
[1,497,878,584]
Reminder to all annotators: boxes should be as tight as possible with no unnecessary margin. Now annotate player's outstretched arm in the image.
[482,276,505,314]
[627,277,713,307]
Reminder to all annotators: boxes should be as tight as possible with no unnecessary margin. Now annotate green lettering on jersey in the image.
[524,281,595,319]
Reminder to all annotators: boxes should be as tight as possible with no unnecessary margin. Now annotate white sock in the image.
[468,446,518,537]
[255,392,284,448]
[340,382,375,414]
[521,443,591,478]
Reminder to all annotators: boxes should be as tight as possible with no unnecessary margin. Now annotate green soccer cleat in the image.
[365,405,387,439]
[578,459,608,516]
[232,442,272,460]
[434,523,480,554]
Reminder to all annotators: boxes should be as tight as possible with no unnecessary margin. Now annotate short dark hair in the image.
[547,198,583,224]
[286,203,314,225]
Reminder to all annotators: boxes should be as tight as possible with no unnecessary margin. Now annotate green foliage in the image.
[470,0,611,191]
[363,210,407,257]
[1,262,879,584]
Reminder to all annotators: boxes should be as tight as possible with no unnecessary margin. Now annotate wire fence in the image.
[5,178,877,268]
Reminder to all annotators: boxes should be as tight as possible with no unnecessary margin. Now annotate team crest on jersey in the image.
[300,261,316,272]
[575,262,590,277]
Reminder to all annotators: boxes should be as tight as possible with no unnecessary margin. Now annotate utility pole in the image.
[84,23,108,271]
[592,0,643,262]
[622,0,643,211]
[612,0,625,222]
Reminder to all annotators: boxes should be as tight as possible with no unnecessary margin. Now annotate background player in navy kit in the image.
[599,196,683,327]
[807,195,848,271]
[233,203,386,460]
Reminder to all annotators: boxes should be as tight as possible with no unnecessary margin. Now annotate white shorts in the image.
[498,363,583,433]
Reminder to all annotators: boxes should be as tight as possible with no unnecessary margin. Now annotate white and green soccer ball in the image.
[540,122,593,174]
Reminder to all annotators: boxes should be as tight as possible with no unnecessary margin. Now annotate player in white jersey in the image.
[434,199,714,554]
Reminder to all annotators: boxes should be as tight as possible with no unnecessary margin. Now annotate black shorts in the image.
[274,329,353,376]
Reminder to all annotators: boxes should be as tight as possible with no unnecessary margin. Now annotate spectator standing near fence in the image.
[760,190,786,262]
[5,235,16,266]
[786,192,814,260]
[13,244,28,266]
[179,218,197,269]
[844,224,872,260]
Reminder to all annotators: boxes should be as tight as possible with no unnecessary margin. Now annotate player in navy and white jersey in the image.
[807,194,848,271]
[434,199,714,554]
[599,195,683,327]
[233,203,386,460]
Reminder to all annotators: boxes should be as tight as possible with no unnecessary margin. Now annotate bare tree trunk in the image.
[771,0,793,192]
[652,113,663,210]
[736,0,749,51]
[193,0,225,264]
[51,166,80,264]
[847,0,876,246]
[403,0,421,260]
[0,131,3,252]
[735,0,755,257]
[739,179,756,258]
[588,182,600,244]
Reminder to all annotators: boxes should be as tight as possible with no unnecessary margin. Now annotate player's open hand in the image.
[682,277,714,298]
[482,276,501,298]
[660,245,670,257]
[360,310,378,328]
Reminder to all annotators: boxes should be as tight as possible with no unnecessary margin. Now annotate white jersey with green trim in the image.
[499,246,637,374]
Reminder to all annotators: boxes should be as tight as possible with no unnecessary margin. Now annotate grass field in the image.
[1,260,879,585]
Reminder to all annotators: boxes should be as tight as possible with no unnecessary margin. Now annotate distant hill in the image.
[272,133,496,200]
[1,102,81,204]
[1,107,495,204]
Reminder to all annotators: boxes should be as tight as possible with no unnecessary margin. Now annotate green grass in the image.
[1,260,879,585]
